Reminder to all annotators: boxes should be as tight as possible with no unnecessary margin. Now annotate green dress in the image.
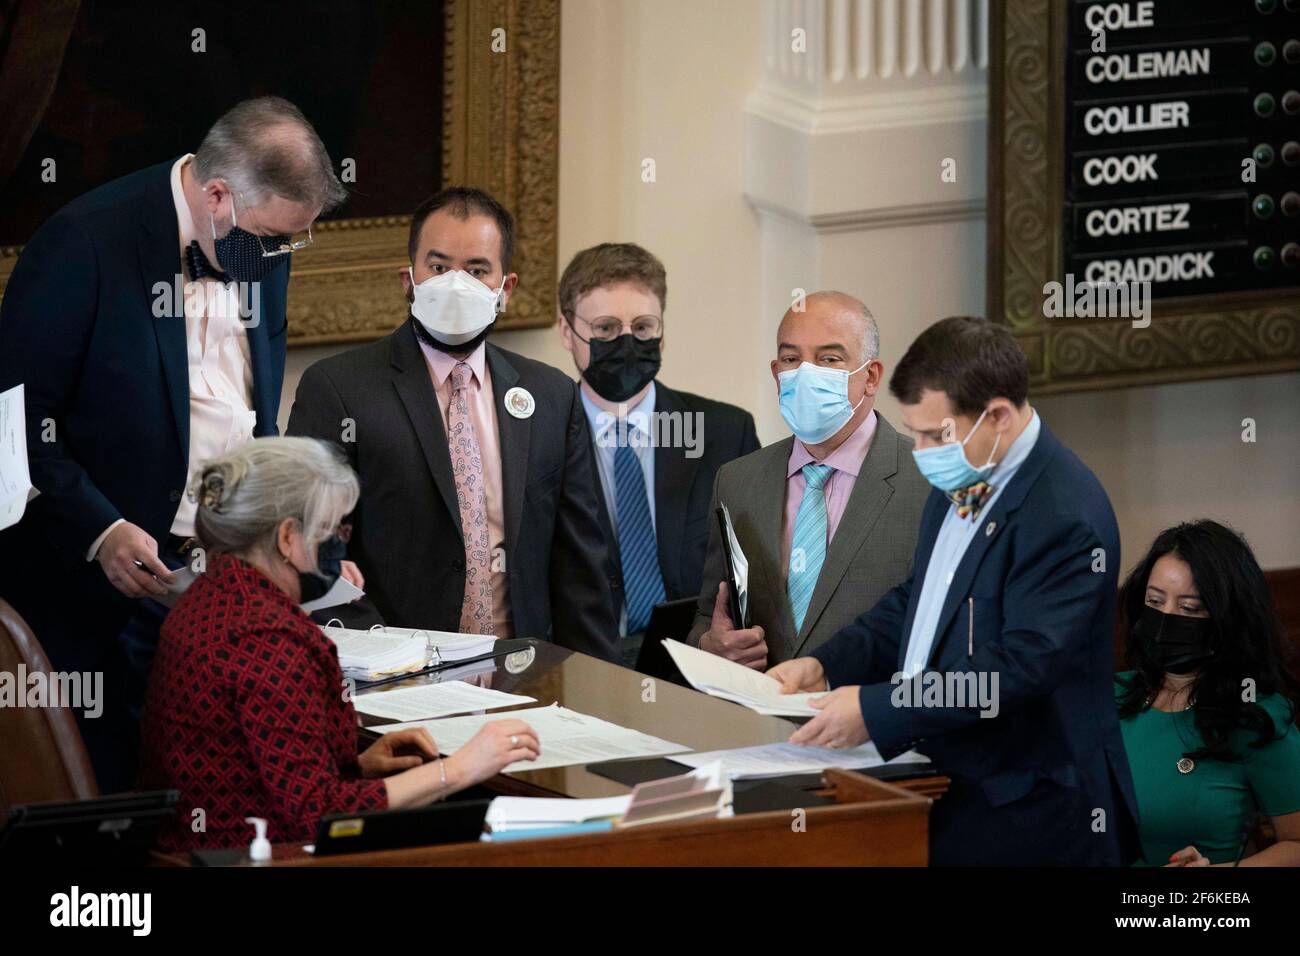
[1116,672,1300,865]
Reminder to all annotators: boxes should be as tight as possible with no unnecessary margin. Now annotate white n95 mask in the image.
[409,267,506,346]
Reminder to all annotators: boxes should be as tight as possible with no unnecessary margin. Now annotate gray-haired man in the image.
[0,96,345,791]
[688,292,931,667]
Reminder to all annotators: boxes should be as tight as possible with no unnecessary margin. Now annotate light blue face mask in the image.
[911,408,1001,492]
[777,360,870,444]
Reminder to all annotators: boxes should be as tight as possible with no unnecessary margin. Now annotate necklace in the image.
[1144,692,1195,774]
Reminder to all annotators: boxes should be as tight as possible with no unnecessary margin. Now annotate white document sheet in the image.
[669,741,928,779]
[372,703,691,773]
[0,384,36,532]
[485,795,631,831]
[301,575,364,613]
[661,638,825,717]
[353,680,535,721]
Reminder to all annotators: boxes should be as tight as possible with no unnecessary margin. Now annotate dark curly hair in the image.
[1117,520,1300,762]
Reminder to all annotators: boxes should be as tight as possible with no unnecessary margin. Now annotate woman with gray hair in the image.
[139,437,538,853]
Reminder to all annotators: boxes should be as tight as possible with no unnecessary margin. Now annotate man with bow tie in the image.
[0,96,344,792]
[769,315,1142,866]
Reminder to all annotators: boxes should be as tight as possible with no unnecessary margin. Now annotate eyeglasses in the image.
[232,191,315,258]
[568,312,663,342]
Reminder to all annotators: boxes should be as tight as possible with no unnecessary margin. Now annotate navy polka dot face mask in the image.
[210,202,292,283]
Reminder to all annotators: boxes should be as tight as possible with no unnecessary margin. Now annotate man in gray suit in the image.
[688,292,929,666]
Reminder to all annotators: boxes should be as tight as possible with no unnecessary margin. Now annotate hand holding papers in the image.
[0,384,36,532]
[373,703,690,774]
[662,638,826,717]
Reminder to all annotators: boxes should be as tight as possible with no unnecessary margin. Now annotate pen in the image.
[967,597,974,656]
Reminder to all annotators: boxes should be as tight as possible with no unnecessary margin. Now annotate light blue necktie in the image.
[787,463,833,634]
[614,430,666,634]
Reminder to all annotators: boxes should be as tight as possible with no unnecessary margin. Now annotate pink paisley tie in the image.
[448,362,494,634]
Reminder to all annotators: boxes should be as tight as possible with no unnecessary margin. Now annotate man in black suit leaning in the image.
[288,188,619,661]
[0,97,342,791]
[556,243,760,665]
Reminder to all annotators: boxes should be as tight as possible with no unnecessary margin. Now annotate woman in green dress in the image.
[1116,520,1300,866]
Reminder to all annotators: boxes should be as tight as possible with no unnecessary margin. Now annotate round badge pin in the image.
[504,386,535,419]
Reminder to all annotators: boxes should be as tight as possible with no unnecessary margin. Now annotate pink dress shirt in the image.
[779,410,878,578]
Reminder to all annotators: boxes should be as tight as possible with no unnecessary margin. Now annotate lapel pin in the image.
[504,386,535,419]
[985,521,996,537]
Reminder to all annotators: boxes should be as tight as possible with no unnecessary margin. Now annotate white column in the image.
[745,0,989,439]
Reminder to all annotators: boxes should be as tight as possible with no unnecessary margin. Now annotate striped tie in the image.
[787,463,833,635]
[614,434,666,634]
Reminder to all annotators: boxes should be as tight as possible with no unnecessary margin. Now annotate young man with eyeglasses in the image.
[557,243,760,666]
[0,96,342,792]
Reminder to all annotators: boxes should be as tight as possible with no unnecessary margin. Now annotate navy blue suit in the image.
[0,159,289,789]
[811,422,1141,866]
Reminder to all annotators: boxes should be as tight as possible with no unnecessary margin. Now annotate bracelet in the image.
[436,756,448,801]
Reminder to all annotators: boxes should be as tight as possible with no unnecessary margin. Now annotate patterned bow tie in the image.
[950,481,994,520]
[184,240,228,282]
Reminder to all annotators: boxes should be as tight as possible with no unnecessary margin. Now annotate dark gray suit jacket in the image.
[286,322,619,662]
[687,413,930,662]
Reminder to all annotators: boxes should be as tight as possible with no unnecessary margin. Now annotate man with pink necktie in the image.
[288,187,618,661]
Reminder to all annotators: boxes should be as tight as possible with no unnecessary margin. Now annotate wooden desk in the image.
[149,646,947,866]
[157,769,933,866]
[354,641,946,800]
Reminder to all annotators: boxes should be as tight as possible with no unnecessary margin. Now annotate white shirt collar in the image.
[169,154,199,252]
[581,381,657,442]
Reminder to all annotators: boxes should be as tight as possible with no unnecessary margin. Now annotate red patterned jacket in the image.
[140,554,386,851]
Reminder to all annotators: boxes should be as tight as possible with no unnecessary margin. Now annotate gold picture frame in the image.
[987,0,1300,394]
[0,0,561,347]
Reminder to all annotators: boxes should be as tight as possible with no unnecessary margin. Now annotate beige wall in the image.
[281,0,1300,572]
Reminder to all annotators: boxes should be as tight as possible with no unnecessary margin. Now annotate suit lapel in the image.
[389,324,463,540]
[748,439,796,656]
[924,422,1060,667]
[652,385,699,597]
[486,344,528,560]
[793,418,901,655]
[139,162,189,456]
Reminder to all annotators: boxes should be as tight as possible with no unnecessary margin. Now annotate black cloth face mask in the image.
[296,534,347,605]
[582,333,662,403]
[1133,604,1215,675]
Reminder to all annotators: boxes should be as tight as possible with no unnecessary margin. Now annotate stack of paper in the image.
[669,741,929,779]
[484,795,631,835]
[620,760,729,828]
[661,638,826,717]
[372,703,691,773]
[322,626,429,681]
[352,681,535,721]
[420,628,496,663]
